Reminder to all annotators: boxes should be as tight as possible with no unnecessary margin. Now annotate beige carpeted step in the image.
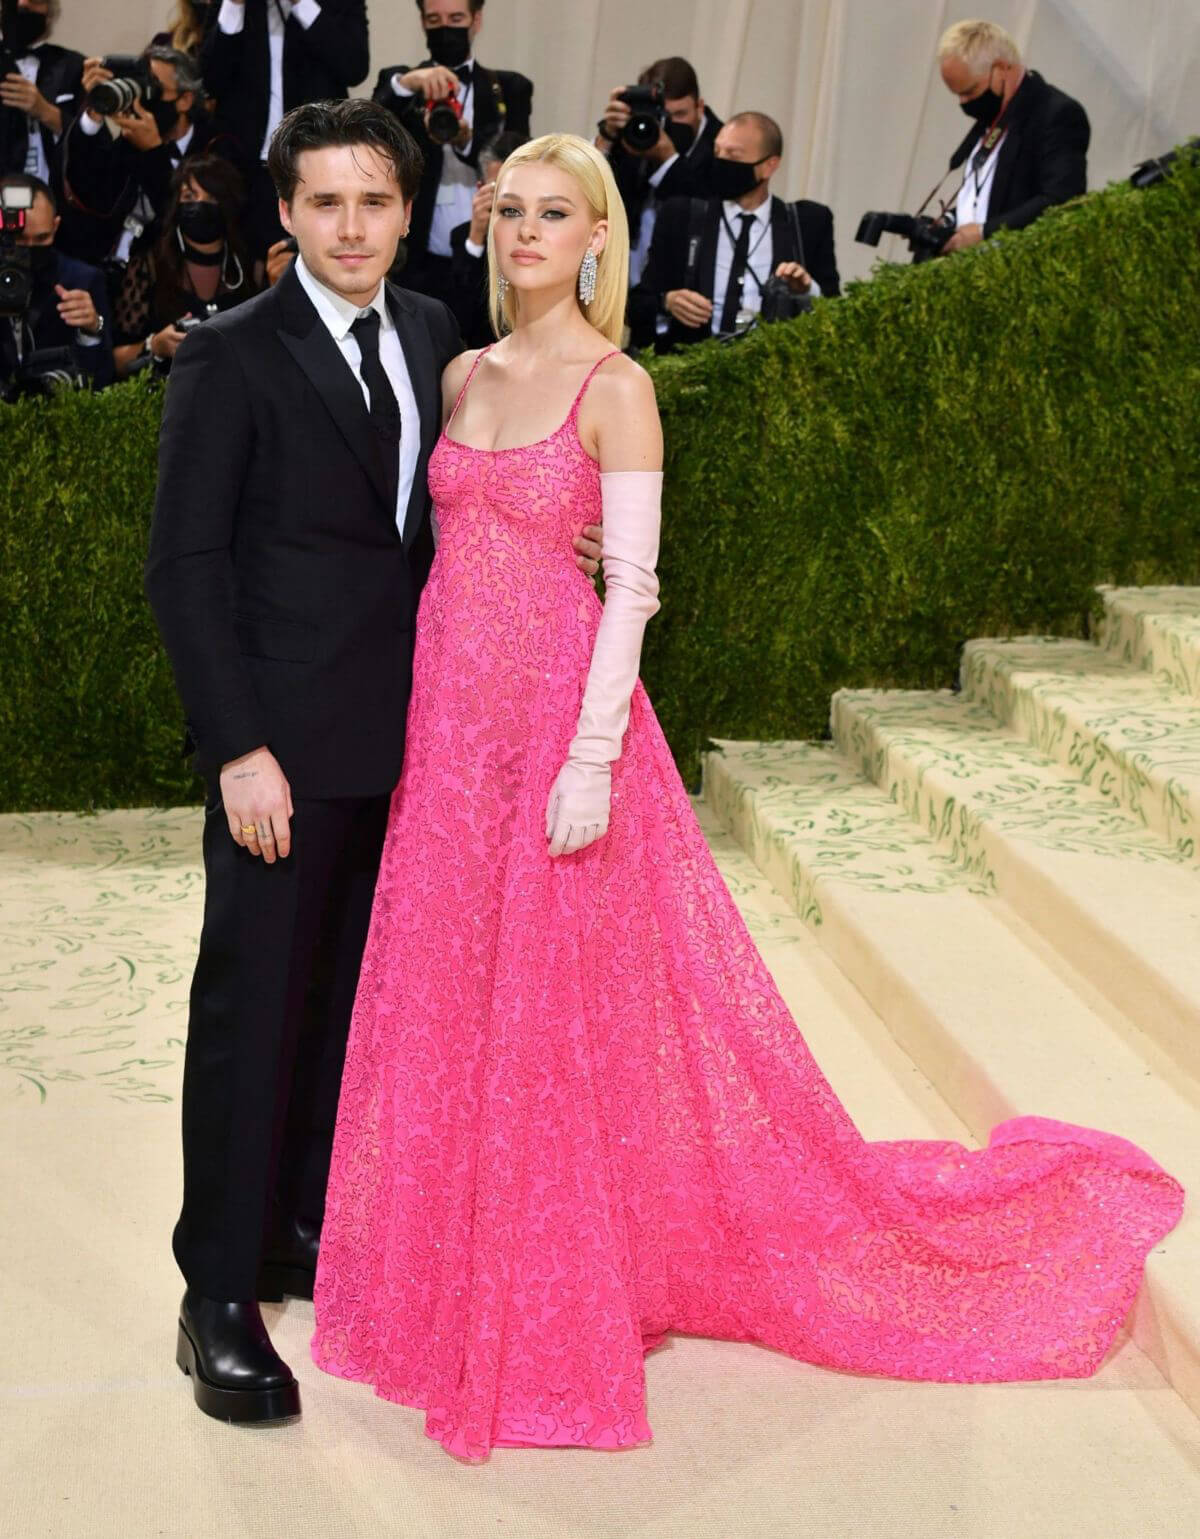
[829,687,1200,1079]
[703,741,1200,1420]
[1099,585,1200,701]
[961,637,1200,861]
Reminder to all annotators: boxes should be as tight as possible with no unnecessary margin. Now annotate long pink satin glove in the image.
[546,470,663,857]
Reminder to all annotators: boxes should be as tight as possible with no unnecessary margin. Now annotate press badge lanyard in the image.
[719,207,770,307]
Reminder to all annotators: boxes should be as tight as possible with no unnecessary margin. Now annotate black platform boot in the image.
[176,1289,302,1423]
[257,1213,321,1302]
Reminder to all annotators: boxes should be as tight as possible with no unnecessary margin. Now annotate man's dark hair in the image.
[267,99,425,205]
[639,56,700,102]
[413,1,485,13]
[477,128,527,171]
[0,171,57,214]
[728,110,783,161]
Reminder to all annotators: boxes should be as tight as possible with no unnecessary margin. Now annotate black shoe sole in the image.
[176,1321,302,1423]
[257,1261,315,1303]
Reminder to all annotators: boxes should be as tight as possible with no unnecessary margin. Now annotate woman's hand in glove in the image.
[546,759,611,857]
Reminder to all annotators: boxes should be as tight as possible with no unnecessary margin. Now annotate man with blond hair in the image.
[936,18,1088,254]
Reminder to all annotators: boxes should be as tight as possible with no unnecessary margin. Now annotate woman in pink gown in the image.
[311,135,1184,1461]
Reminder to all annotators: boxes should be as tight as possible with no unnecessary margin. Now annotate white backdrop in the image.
[55,1,1200,281]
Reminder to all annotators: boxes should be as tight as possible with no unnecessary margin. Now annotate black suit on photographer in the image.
[595,58,722,285]
[0,172,113,396]
[0,2,83,201]
[629,111,839,354]
[200,0,369,259]
[373,8,532,305]
[62,47,222,272]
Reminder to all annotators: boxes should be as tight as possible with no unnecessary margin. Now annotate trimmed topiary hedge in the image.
[3,156,1199,811]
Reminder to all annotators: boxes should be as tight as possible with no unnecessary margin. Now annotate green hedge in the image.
[3,157,1200,811]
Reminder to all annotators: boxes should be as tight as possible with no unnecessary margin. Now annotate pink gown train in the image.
[310,348,1185,1461]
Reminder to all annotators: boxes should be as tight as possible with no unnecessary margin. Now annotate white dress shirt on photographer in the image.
[217,0,323,162]
[955,132,1006,228]
[711,198,822,322]
[294,254,420,540]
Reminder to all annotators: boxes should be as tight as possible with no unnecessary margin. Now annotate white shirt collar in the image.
[295,253,389,343]
[722,196,772,232]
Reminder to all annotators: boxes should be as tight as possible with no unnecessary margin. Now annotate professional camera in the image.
[856,209,953,263]
[617,82,666,154]
[86,55,165,118]
[424,92,465,147]
[2,344,87,401]
[0,182,34,320]
[760,276,814,323]
[1130,137,1200,190]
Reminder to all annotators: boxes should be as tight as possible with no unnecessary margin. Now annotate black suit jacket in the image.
[145,262,462,798]
[949,70,1089,237]
[0,41,84,193]
[373,60,533,264]
[17,249,114,387]
[448,219,492,347]
[61,115,226,266]
[612,105,723,252]
[629,192,840,353]
[200,0,369,173]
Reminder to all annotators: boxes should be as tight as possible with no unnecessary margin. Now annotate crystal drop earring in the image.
[578,248,598,306]
[497,273,510,302]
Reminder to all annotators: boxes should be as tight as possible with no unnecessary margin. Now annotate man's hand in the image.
[265,238,295,287]
[774,261,812,295]
[55,284,100,335]
[220,746,293,864]
[665,289,714,330]
[943,222,983,254]
[114,99,164,151]
[574,522,602,578]
[81,57,114,122]
[598,89,631,150]
[399,64,459,101]
[150,323,189,361]
[468,180,495,247]
[0,72,59,131]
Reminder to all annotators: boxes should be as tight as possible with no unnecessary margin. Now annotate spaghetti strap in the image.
[445,344,495,434]
[567,349,623,421]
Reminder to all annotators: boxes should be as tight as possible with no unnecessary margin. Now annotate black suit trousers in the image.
[173,788,390,1298]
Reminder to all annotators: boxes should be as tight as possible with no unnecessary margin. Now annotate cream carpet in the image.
[2,806,1197,1539]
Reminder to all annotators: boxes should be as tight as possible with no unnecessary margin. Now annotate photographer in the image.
[201,0,369,261]
[373,1,533,304]
[0,171,113,393]
[63,47,223,271]
[0,0,83,198]
[446,126,524,345]
[937,20,1088,255]
[629,111,839,355]
[594,56,722,283]
[111,152,256,379]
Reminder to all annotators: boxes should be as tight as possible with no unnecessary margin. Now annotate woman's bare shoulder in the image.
[441,347,481,397]
[583,352,662,469]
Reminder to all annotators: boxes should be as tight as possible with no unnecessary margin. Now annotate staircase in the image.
[701,585,1200,1419]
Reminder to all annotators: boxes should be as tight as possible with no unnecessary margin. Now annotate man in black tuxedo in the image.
[0,0,83,200]
[629,110,840,354]
[63,47,225,270]
[594,56,722,286]
[0,170,112,391]
[146,98,602,1424]
[201,0,369,261]
[373,0,533,304]
[936,19,1089,256]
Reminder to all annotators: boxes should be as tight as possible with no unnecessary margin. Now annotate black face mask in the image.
[665,119,697,156]
[10,10,48,50]
[425,25,471,70]
[960,79,1004,123]
[177,199,225,246]
[150,94,183,138]
[710,155,768,201]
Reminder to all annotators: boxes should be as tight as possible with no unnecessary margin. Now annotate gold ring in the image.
[241,825,257,836]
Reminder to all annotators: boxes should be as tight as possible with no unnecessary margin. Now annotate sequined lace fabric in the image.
[311,349,1185,1462]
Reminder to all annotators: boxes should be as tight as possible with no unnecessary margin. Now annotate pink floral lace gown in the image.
[311,347,1184,1462]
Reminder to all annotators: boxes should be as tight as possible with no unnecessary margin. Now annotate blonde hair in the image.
[486,133,630,347]
[938,20,1022,73]
[166,1,207,55]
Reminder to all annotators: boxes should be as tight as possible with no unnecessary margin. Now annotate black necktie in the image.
[349,310,401,441]
[720,212,756,334]
[455,64,473,84]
